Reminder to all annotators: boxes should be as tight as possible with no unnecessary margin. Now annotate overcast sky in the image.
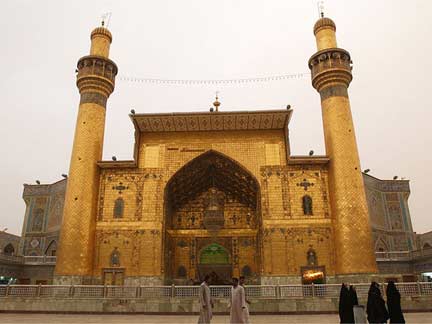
[1,0,431,236]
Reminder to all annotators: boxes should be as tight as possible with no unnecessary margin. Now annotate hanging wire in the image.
[117,72,311,85]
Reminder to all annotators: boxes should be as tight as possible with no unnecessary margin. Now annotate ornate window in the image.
[302,195,313,215]
[32,208,44,231]
[177,265,187,278]
[113,198,124,218]
[307,248,318,266]
[110,248,120,267]
[241,265,252,277]
[3,243,15,256]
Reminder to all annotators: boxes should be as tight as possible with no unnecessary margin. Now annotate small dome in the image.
[91,27,112,43]
[313,17,336,35]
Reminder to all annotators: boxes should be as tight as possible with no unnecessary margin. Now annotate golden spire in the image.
[213,92,220,112]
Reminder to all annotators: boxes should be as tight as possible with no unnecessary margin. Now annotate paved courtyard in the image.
[0,313,431,323]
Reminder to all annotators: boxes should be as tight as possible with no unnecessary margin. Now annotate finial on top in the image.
[101,20,105,27]
[213,91,221,112]
[317,1,325,18]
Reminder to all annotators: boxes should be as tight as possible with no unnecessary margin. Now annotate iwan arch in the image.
[54,16,379,285]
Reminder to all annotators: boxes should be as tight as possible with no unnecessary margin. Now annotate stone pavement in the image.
[0,313,431,324]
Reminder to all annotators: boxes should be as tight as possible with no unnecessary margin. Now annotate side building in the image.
[364,174,416,280]
[0,179,66,284]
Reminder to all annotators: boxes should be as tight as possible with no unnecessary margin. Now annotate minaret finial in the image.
[317,1,325,18]
[213,91,221,112]
[101,12,112,28]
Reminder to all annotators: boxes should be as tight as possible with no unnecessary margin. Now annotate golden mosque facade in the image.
[6,16,427,286]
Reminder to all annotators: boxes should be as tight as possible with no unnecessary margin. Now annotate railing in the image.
[0,282,431,299]
[375,251,412,261]
[0,255,56,265]
[375,248,432,261]
[412,248,432,259]
[0,254,23,263]
[3,251,431,265]
[23,256,56,265]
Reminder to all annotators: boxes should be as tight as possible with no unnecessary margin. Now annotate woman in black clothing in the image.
[367,282,389,324]
[349,285,358,306]
[386,281,405,324]
[339,283,354,323]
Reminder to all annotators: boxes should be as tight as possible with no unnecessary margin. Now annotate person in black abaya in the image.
[339,283,354,323]
[367,282,389,324]
[349,285,358,307]
[386,281,405,324]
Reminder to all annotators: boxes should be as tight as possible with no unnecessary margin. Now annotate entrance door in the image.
[103,269,124,285]
[198,243,232,284]
[198,264,232,285]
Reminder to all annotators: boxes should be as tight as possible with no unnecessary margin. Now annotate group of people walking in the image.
[198,275,250,324]
[339,281,405,324]
[198,277,406,324]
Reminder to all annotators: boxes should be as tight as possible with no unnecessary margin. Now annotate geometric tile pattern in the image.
[132,110,292,132]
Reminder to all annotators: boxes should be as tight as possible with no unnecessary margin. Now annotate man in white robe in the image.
[230,277,247,324]
[198,275,213,324]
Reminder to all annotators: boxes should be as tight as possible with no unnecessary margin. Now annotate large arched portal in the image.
[163,150,261,284]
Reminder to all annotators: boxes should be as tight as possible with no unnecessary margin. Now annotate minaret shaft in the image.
[55,27,117,283]
[309,18,377,275]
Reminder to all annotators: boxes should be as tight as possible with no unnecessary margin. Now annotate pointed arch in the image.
[45,240,57,256]
[162,149,262,282]
[113,198,124,218]
[3,243,15,256]
[32,208,44,232]
[165,150,259,211]
[110,248,120,267]
[302,195,313,215]
[375,237,389,252]
[306,248,318,266]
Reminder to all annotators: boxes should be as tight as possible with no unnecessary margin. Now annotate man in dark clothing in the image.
[339,283,354,323]
[386,281,405,324]
[367,282,389,324]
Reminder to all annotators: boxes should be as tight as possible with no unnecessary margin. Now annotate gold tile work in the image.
[55,26,117,278]
[93,229,162,277]
[56,18,379,282]
[287,168,330,220]
[143,145,161,168]
[262,227,335,276]
[321,96,377,274]
[265,144,281,165]
[309,17,377,275]
[138,130,287,179]
[55,103,106,276]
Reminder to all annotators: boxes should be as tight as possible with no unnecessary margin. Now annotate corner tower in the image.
[55,25,118,283]
[308,17,377,276]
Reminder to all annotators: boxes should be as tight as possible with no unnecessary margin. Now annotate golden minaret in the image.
[309,17,377,275]
[55,24,118,283]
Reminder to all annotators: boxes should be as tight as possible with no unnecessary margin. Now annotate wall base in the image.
[124,276,163,286]
[52,276,92,285]
[0,296,430,313]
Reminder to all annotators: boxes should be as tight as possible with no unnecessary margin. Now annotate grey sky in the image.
[1,0,431,235]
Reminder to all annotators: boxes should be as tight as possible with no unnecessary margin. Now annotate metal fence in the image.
[0,282,431,299]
